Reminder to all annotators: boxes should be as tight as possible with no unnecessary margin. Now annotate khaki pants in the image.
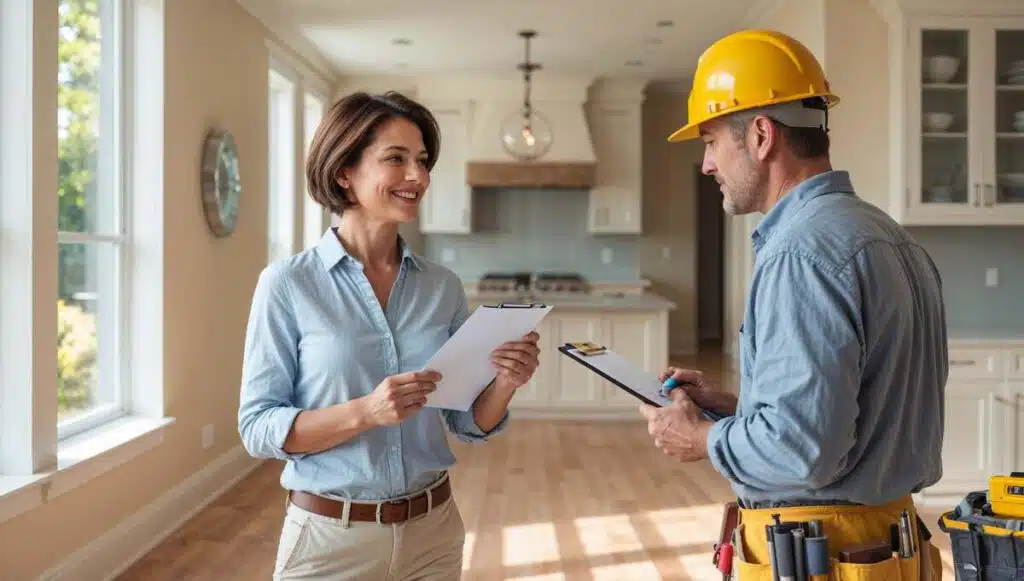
[273,491,466,581]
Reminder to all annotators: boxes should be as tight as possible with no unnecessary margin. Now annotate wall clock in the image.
[200,129,241,237]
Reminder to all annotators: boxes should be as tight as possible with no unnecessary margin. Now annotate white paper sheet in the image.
[423,304,553,411]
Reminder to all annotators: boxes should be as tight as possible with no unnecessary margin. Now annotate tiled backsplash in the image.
[422,187,642,282]
[907,226,1024,337]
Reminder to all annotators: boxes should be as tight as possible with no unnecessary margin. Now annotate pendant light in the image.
[500,30,553,161]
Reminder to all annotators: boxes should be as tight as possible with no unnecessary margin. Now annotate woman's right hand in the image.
[362,370,441,427]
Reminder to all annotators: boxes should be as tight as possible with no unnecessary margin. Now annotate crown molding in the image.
[235,0,341,85]
[870,0,1024,21]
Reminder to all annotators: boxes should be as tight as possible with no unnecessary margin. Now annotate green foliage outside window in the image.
[58,0,101,417]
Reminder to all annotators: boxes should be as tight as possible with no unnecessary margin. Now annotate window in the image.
[268,67,296,263]
[57,0,126,439]
[302,92,325,249]
[0,0,166,502]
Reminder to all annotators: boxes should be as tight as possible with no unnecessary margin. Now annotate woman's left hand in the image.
[490,331,541,392]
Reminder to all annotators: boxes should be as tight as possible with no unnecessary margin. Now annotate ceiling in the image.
[241,0,780,82]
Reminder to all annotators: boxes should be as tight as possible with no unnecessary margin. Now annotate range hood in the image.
[465,100,597,189]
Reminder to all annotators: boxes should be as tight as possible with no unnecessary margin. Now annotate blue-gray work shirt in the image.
[237,229,507,501]
[706,170,948,507]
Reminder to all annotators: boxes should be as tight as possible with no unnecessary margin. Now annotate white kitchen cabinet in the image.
[888,12,1024,225]
[508,309,670,419]
[916,341,1024,506]
[585,101,644,234]
[419,101,473,233]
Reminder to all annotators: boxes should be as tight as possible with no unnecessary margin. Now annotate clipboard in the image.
[557,342,727,421]
[422,302,552,411]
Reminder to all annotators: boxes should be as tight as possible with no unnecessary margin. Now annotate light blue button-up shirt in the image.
[237,229,507,501]
[707,170,948,507]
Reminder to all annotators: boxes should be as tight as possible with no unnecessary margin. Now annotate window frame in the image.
[302,90,327,250]
[0,0,169,522]
[268,63,298,264]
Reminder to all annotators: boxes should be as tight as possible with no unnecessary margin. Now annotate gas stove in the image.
[477,271,591,295]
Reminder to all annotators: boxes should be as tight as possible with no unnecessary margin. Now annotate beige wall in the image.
[638,89,706,355]
[0,1,327,579]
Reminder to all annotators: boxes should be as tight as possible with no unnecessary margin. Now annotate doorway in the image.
[695,165,725,350]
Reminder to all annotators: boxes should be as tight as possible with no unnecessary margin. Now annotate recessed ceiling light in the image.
[656,19,674,28]
[391,37,413,46]
[625,59,644,67]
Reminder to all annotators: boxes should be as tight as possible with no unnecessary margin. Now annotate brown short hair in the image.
[305,91,440,215]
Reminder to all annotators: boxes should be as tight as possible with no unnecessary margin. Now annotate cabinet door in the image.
[419,103,472,233]
[587,105,642,234]
[550,314,604,405]
[986,23,1024,217]
[929,381,1006,495]
[600,314,661,406]
[905,20,984,221]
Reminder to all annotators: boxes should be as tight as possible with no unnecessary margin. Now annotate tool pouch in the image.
[940,490,1024,581]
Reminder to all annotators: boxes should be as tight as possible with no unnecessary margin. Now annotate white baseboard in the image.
[35,445,264,581]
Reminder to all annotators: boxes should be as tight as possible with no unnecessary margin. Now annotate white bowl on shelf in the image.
[927,185,955,203]
[923,112,954,132]
[924,55,959,83]
[1014,111,1024,132]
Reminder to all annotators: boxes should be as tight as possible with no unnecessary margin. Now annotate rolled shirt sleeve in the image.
[707,251,862,492]
[441,284,509,443]
[237,265,305,461]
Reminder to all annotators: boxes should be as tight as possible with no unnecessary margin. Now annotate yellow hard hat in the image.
[667,29,839,142]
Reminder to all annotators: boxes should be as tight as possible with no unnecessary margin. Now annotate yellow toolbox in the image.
[989,472,1024,518]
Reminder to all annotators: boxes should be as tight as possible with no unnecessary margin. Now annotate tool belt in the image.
[713,495,943,581]
[939,489,1024,581]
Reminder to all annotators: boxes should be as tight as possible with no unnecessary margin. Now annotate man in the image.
[640,29,948,580]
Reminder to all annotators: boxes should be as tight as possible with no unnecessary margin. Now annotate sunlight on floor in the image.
[463,504,724,580]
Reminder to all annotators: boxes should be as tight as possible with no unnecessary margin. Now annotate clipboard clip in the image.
[566,342,606,356]
[491,302,547,309]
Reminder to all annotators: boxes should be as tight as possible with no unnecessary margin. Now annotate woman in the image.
[238,91,541,581]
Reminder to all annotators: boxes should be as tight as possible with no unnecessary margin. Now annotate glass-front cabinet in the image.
[895,16,1024,225]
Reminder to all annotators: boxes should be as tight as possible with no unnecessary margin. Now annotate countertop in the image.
[466,291,677,312]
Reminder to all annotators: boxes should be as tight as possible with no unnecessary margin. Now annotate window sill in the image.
[0,415,175,525]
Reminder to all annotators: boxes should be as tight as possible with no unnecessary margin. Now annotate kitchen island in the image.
[465,286,675,420]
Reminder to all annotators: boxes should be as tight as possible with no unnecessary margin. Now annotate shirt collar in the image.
[314,227,424,272]
[751,170,856,248]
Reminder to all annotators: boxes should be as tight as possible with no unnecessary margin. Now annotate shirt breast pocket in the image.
[739,324,755,379]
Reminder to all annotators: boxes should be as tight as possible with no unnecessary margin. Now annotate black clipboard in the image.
[557,343,727,420]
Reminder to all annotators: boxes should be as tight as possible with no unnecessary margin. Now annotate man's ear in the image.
[750,116,776,162]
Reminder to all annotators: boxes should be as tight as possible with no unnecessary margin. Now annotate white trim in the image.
[128,0,165,420]
[0,0,60,476]
[57,231,126,244]
[34,446,262,581]
[234,0,340,84]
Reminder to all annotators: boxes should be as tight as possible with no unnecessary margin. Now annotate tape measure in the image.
[989,472,1024,519]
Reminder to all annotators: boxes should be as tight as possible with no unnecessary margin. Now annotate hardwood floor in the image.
[115,346,956,580]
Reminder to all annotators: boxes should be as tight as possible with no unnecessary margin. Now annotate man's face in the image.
[699,117,766,215]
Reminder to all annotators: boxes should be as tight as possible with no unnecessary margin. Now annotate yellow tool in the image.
[989,473,1024,518]
[568,342,606,356]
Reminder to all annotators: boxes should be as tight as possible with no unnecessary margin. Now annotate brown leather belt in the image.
[288,477,451,525]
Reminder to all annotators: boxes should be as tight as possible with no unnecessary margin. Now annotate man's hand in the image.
[491,331,540,392]
[639,389,714,462]
[659,366,738,416]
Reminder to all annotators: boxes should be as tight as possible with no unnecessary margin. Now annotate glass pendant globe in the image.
[500,108,553,161]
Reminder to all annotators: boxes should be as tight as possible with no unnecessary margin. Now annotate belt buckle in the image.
[376,498,411,525]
